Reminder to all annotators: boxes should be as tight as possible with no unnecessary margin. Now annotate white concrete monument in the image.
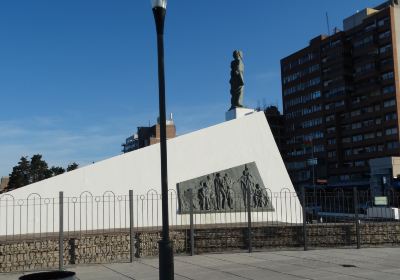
[1,112,300,235]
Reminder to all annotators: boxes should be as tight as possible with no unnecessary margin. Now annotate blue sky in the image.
[0,0,384,176]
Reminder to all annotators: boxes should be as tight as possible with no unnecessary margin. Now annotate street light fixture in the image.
[152,0,167,9]
[151,1,174,280]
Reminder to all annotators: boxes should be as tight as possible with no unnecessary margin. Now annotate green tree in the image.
[67,162,79,172]
[50,166,65,176]
[7,156,30,190]
[30,154,52,183]
[7,156,79,191]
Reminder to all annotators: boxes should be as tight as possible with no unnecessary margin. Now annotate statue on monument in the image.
[229,50,245,109]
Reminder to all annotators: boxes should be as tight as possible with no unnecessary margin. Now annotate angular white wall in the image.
[0,112,301,235]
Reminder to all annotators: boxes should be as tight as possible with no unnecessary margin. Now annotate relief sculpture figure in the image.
[229,50,245,109]
[240,165,254,207]
[214,173,224,210]
[262,188,270,207]
[198,179,211,211]
[177,162,273,214]
[253,184,264,208]
[223,173,234,209]
[206,175,217,210]
[198,183,205,210]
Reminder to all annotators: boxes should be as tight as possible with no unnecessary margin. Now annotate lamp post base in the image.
[159,240,174,280]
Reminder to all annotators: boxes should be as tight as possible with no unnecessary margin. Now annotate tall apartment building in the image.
[122,115,176,153]
[281,1,400,189]
[262,106,285,154]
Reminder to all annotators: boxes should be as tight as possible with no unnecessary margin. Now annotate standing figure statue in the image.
[223,173,234,209]
[205,175,216,210]
[214,173,224,210]
[198,179,211,211]
[229,50,245,109]
[253,184,264,208]
[240,165,254,208]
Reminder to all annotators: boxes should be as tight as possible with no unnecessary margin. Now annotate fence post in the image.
[129,190,135,262]
[246,185,252,253]
[301,186,308,251]
[189,189,194,256]
[353,187,361,249]
[59,191,64,271]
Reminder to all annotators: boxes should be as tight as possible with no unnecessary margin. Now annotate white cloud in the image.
[0,117,127,176]
[0,103,226,177]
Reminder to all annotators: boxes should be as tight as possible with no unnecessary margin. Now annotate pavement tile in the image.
[1,248,400,280]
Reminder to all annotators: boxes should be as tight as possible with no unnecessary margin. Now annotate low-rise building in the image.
[122,114,176,153]
[0,176,9,193]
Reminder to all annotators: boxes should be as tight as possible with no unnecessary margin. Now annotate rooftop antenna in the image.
[326,12,331,37]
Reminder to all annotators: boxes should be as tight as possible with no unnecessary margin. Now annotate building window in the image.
[364,22,376,32]
[362,106,374,113]
[295,170,311,181]
[283,77,321,96]
[380,58,393,67]
[353,147,365,155]
[384,99,396,108]
[344,149,352,156]
[328,151,337,158]
[354,35,373,48]
[327,127,336,133]
[375,118,382,125]
[286,161,307,170]
[354,160,366,167]
[385,112,397,121]
[351,122,362,130]
[379,44,392,54]
[352,97,361,105]
[365,146,376,153]
[363,119,374,127]
[326,114,335,122]
[282,64,320,85]
[313,145,325,153]
[382,85,395,94]
[304,131,324,140]
[339,174,350,181]
[328,138,336,145]
[378,17,389,27]
[325,86,346,98]
[303,104,322,115]
[352,135,363,142]
[379,30,391,40]
[387,141,399,150]
[386,127,398,136]
[378,144,384,151]
[351,110,361,117]
[302,117,323,128]
[382,71,394,80]
[342,137,351,143]
[355,62,374,74]
[364,133,375,140]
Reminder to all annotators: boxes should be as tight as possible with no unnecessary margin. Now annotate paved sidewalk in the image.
[2,248,400,280]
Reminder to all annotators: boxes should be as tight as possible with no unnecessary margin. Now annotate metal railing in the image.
[1,187,400,272]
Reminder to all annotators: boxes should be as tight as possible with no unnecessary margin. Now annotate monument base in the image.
[225,107,255,121]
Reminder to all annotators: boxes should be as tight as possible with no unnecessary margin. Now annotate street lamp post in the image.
[151,1,174,280]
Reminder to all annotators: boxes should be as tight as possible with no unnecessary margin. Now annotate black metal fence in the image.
[0,187,400,272]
